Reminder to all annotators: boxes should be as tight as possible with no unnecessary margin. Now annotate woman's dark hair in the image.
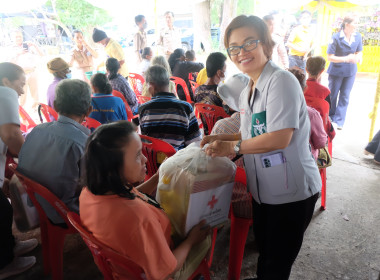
[224,15,275,60]
[288,67,306,91]
[106,58,120,80]
[0,62,24,85]
[168,48,185,72]
[341,15,356,30]
[90,73,113,94]
[83,121,137,199]
[206,52,227,78]
[142,47,152,59]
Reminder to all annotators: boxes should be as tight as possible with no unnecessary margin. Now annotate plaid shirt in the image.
[109,74,138,112]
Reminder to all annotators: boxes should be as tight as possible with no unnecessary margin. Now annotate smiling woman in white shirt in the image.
[201,15,321,280]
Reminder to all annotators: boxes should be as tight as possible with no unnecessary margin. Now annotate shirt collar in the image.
[340,30,356,45]
[152,92,177,99]
[93,93,111,97]
[57,115,90,136]
[255,60,280,93]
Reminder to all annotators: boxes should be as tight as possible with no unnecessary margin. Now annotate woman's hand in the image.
[187,220,211,246]
[200,135,219,148]
[205,140,236,158]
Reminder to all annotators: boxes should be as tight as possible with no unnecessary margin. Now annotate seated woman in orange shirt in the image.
[79,121,211,280]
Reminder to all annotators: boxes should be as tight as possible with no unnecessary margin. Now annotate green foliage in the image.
[237,0,254,16]
[211,0,223,27]
[46,0,112,31]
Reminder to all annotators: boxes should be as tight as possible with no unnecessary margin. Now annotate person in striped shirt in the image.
[138,65,201,150]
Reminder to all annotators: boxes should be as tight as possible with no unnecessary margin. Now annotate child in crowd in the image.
[185,50,197,82]
[89,73,128,124]
[305,56,331,106]
[139,47,153,77]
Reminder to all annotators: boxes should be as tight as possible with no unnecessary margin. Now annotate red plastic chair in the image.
[228,167,252,280]
[82,117,102,131]
[9,164,77,280]
[170,76,193,104]
[136,95,151,104]
[139,135,176,180]
[189,80,200,94]
[305,96,331,210]
[129,73,145,96]
[38,103,58,123]
[19,106,37,132]
[67,212,211,280]
[194,103,229,136]
[112,90,138,122]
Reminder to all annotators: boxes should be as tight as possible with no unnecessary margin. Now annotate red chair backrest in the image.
[136,95,151,104]
[67,212,145,280]
[304,96,330,132]
[9,163,75,230]
[170,76,193,104]
[194,103,229,135]
[38,103,58,123]
[139,135,176,179]
[112,90,134,121]
[82,117,102,131]
[19,106,37,132]
[129,73,145,96]
[189,80,200,94]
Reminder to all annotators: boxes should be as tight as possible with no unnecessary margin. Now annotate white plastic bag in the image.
[156,143,236,240]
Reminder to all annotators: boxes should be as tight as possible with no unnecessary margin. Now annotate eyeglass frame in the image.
[227,39,261,56]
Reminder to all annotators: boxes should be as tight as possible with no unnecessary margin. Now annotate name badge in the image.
[251,111,267,137]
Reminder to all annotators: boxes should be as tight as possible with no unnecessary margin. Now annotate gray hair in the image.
[151,55,172,76]
[54,79,91,116]
[145,65,170,87]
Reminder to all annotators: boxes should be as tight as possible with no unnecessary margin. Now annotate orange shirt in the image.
[79,187,177,280]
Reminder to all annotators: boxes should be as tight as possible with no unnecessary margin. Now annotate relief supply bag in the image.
[156,143,236,241]
[9,174,39,232]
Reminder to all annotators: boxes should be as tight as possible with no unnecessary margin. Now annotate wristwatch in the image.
[234,140,242,155]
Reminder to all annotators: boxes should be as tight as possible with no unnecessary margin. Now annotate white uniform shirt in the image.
[239,61,321,204]
[0,87,20,187]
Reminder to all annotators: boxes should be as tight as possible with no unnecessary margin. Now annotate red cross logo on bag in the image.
[207,195,218,209]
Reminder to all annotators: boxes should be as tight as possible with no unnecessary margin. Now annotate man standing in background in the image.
[157,11,182,59]
[134,15,147,64]
[9,30,43,110]
[287,11,314,71]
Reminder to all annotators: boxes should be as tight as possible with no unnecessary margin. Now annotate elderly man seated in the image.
[17,79,92,225]
[139,65,201,150]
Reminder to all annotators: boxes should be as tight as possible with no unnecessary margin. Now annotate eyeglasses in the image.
[227,39,261,56]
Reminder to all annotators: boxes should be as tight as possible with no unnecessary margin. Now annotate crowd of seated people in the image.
[0,17,341,278]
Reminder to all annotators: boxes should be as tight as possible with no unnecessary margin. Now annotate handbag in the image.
[317,146,332,168]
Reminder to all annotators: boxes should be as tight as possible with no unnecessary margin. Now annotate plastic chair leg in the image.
[328,138,333,158]
[320,168,326,210]
[207,228,218,268]
[48,225,67,280]
[228,214,251,280]
[40,221,51,275]
[188,258,211,280]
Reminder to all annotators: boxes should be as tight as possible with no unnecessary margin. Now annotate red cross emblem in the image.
[207,195,218,209]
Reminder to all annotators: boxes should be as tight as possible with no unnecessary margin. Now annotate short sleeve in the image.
[266,71,302,133]
[327,35,337,55]
[110,41,125,61]
[0,88,20,127]
[126,218,177,280]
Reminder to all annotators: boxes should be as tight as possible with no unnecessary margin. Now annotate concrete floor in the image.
[9,73,380,280]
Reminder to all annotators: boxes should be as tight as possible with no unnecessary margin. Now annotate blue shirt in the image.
[138,92,202,150]
[327,31,363,77]
[89,93,128,124]
[17,115,90,224]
